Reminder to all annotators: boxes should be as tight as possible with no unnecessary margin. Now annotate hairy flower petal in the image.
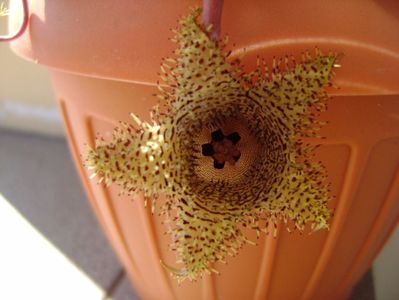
[86,8,340,282]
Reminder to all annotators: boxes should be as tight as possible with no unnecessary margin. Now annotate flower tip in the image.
[130,113,143,126]
[160,260,190,282]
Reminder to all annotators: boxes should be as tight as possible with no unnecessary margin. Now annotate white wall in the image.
[0,10,63,136]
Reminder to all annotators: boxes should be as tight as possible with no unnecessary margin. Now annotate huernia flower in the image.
[86,8,339,282]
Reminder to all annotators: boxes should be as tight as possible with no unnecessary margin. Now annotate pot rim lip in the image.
[6,0,399,96]
[10,37,399,96]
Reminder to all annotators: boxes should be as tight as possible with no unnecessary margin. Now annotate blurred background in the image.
[0,1,398,299]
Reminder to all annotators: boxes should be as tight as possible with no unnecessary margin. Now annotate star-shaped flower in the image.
[86,8,339,282]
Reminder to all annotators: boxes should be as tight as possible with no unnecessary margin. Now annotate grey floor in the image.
[0,129,137,299]
[0,128,374,300]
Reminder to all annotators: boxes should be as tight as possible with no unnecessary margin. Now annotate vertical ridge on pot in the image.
[319,136,399,296]
[306,96,399,299]
[201,272,217,300]
[336,139,399,295]
[139,194,177,300]
[86,117,147,293]
[253,224,281,300]
[301,144,370,300]
[58,100,146,296]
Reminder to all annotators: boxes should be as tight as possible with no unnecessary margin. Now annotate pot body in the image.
[51,74,399,300]
[10,1,399,299]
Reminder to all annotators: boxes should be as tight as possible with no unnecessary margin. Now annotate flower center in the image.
[201,129,241,169]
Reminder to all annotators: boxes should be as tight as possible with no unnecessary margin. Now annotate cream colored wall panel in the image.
[0,41,63,135]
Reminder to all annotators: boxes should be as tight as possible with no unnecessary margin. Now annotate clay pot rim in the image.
[7,0,399,95]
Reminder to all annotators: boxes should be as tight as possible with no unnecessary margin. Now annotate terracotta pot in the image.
[9,1,399,299]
